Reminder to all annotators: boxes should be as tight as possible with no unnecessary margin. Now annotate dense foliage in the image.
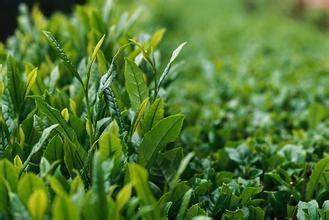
[0,0,328,219]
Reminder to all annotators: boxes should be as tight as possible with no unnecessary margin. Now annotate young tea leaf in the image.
[91,34,105,63]
[42,31,83,85]
[158,42,187,88]
[28,189,48,220]
[25,67,38,98]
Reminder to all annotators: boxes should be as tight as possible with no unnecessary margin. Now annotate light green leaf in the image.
[25,67,38,98]
[128,164,151,198]
[91,34,105,62]
[28,189,48,220]
[138,114,184,168]
[124,58,149,110]
[0,81,4,96]
[17,173,47,205]
[159,42,186,87]
[61,108,69,122]
[116,183,132,212]
[147,28,166,52]
[97,50,108,75]
[47,176,68,198]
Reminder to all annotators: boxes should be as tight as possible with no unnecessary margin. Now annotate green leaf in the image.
[156,147,184,185]
[34,97,78,144]
[131,97,149,135]
[25,67,38,98]
[116,183,132,212]
[141,98,164,135]
[0,159,18,191]
[0,178,9,216]
[222,209,245,220]
[0,81,4,96]
[248,206,265,220]
[63,138,87,178]
[44,135,64,163]
[0,160,19,215]
[128,163,159,219]
[308,102,327,129]
[28,189,48,220]
[52,196,80,220]
[177,189,193,220]
[97,49,108,75]
[170,152,194,188]
[306,157,329,200]
[321,201,329,219]
[42,31,83,85]
[8,192,30,219]
[124,58,149,110]
[6,55,24,112]
[99,120,122,160]
[239,186,263,205]
[86,152,108,220]
[159,42,186,87]
[22,124,58,172]
[47,176,68,198]
[147,28,166,52]
[297,200,319,220]
[186,204,207,220]
[91,34,105,62]
[138,114,184,168]
[17,173,47,205]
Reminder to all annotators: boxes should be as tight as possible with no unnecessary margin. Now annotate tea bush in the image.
[0,0,328,219]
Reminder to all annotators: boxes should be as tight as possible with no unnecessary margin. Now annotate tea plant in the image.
[1,0,329,219]
[0,1,198,220]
